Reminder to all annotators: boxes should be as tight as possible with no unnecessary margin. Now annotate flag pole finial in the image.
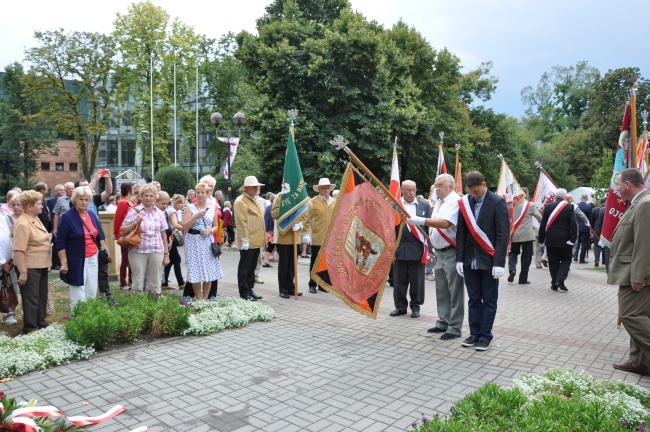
[287,109,298,128]
[439,132,444,144]
[534,161,543,170]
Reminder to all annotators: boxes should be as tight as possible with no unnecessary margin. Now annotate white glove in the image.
[492,266,505,279]
[566,240,574,246]
[292,223,302,231]
[302,235,311,244]
[585,222,591,227]
[598,240,604,248]
[407,216,426,226]
[456,262,464,277]
[241,242,249,251]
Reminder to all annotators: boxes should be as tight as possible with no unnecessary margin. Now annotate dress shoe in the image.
[594,263,599,267]
[541,259,548,268]
[255,277,264,284]
[507,272,515,282]
[279,293,290,299]
[250,291,263,300]
[243,296,258,302]
[573,257,578,262]
[518,281,531,285]
[551,283,558,291]
[579,260,587,264]
[411,311,420,318]
[613,360,648,376]
[427,326,446,333]
[558,284,568,292]
[309,286,317,294]
[440,333,460,340]
[389,309,407,317]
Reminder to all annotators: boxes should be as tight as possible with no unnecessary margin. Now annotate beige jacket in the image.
[302,195,335,246]
[608,190,650,286]
[234,193,266,249]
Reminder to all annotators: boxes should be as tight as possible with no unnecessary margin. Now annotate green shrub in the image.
[114,308,146,344]
[114,291,159,332]
[153,165,196,195]
[150,296,190,337]
[64,299,119,351]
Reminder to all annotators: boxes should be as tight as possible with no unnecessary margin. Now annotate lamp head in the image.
[210,112,223,127]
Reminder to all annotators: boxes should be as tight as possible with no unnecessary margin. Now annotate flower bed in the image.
[1,294,274,380]
[412,368,650,431]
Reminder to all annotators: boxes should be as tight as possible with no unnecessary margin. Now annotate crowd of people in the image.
[0,167,647,378]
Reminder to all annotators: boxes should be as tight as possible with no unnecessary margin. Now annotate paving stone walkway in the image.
[3,249,648,431]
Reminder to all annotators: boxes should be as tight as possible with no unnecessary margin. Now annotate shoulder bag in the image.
[0,270,18,314]
[117,210,142,247]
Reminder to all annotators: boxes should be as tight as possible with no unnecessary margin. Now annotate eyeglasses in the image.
[402,189,416,193]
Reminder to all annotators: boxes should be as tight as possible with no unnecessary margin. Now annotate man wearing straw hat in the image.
[234,176,266,301]
[303,178,336,294]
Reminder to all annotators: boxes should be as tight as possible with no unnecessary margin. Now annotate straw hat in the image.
[238,176,265,191]
[313,178,336,192]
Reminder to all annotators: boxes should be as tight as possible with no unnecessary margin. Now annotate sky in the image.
[1,0,648,118]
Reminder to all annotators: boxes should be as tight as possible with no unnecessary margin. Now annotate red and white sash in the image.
[546,201,568,230]
[435,228,456,248]
[458,196,495,257]
[510,200,530,236]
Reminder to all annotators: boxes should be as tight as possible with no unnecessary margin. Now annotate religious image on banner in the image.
[312,163,400,319]
[219,137,240,179]
[532,169,558,228]
[601,102,631,245]
[496,158,525,233]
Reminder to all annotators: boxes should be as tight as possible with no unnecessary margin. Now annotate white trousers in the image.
[129,252,163,293]
[69,253,98,313]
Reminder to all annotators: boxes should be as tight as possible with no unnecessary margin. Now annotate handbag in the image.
[202,209,221,258]
[172,230,184,246]
[80,214,109,265]
[0,270,18,314]
[117,220,142,246]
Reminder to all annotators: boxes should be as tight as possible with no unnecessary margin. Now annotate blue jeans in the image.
[462,266,499,342]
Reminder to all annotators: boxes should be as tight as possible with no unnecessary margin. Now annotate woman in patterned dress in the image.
[181,183,223,300]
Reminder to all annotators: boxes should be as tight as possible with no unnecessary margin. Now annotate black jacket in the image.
[538,199,577,247]
[395,198,431,261]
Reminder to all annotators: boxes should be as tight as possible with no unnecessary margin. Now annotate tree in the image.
[24,29,118,180]
[236,0,496,190]
[0,63,58,189]
[154,165,195,195]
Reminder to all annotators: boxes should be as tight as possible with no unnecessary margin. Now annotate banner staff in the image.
[329,135,433,249]
[287,109,301,299]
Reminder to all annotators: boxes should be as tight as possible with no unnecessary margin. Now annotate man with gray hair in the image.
[538,188,577,292]
[409,174,464,340]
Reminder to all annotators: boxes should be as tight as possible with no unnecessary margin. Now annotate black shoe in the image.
[507,272,515,282]
[389,309,407,317]
[551,283,558,291]
[559,284,568,292]
[541,259,548,268]
[594,263,599,267]
[461,336,478,347]
[279,293,290,299]
[441,333,460,340]
[51,265,60,271]
[161,282,169,287]
[579,260,587,264]
[518,281,531,285]
[250,291,263,300]
[475,339,491,351]
[411,311,420,318]
[573,258,578,262]
[427,326,446,333]
[309,286,317,294]
[244,296,258,302]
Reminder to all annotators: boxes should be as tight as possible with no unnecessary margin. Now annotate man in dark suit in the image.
[575,194,592,263]
[538,188,577,292]
[390,180,431,318]
[591,197,606,267]
[456,171,509,351]
[608,168,650,376]
[47,184,65,270]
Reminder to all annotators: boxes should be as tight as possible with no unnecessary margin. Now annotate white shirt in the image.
[429,191,460,249]
[401,198,417,218]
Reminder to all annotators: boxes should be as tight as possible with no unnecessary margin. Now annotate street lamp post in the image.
[210,112,246,202]
[140,130,150,180]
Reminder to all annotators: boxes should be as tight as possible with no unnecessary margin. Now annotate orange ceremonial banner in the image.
[311,163,400,319]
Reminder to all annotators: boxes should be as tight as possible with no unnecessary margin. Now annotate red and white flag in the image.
[219,137,240,179]
[601,102,632,245]
[532,169,559,228]
[496,158,525,238]
[437,145,447,177]
[389,144,401,203]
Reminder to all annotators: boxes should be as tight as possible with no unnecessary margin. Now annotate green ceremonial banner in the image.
[277,128,309,234]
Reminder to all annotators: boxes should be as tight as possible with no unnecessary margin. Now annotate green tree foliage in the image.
[24,30,118,180]
[235,0,496,191]
[0,63,58,189]
[153,165,195,195]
